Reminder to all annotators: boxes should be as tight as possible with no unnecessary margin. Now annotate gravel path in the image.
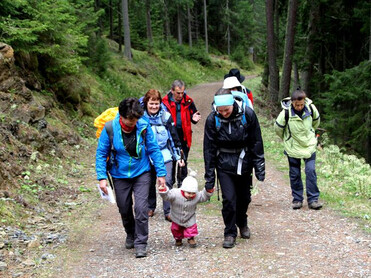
[42,81,370,278]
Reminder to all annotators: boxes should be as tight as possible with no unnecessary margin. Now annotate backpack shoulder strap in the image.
[105,120,114,146]
[284,109,289,127]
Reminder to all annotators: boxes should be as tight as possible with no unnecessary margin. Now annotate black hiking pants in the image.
[217,170,252,238]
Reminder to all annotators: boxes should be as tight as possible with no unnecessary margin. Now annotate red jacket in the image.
[162,92,197,148]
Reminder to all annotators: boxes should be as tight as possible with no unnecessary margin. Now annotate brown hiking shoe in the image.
[308,201,323,210]
[175,239,183,246]
[240,226,251,239]
[187,237,197,248]
[222,236,236,248]
[292,201,303,210]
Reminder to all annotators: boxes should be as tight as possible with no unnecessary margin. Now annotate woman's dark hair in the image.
[215,88,232,96]
[143,89,162,106]
[119,97,144,119]
[291,88,306,101]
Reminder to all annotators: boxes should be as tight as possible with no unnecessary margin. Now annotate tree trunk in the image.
[204,0,208,53]
[303,1,319,96]
[279,0,298,100]
[177,5,183,45]
[109,0,113,39]
[369,7,371,61]
[293,62,300,89]
[187,4,192,48]
[226,0,230,56]
[266,0,279,103]
[163,0,170,41]
[122,0,132,59]
[95,0,103,36]
[118,0,122,52]
[145,0,153,48]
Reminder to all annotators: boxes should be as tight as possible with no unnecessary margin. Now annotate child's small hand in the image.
[206,187,215,193]
[157,183,167,192]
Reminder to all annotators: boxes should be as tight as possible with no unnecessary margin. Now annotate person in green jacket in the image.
[274,88,323,210]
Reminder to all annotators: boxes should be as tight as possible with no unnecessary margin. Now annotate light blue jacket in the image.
[96,113,166,180]
[143,108,181,163]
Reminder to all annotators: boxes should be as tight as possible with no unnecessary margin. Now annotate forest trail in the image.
[39,81,370,278]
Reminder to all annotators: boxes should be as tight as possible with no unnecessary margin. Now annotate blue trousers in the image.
[148,161,173,216]
[217,170,252,238]
[287,152,320,204]
[113,171,151,249]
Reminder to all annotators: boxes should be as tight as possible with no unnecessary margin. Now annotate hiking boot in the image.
[222,236,236,248]
[165,215,172,222]
[308,201,323,210]
[292,201,303,210]
[175,239,183,246]
[148,210,154,217]
[125,235,134,249]
[135,247,147,258]
[239,226,251,239]
[187,237,197,248]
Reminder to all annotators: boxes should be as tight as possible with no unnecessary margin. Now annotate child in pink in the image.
[158,176,214,247]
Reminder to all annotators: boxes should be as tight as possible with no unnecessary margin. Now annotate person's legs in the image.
[147,165,157,215]
[132,172,151,249]
[113,178,135,237]
[171,222,185,240]
[177,141,189,187]
[163,161,173,217]
[235,173,252,229]
[287,156,304,203]
[304,152,320,204]
[218,170,238,238]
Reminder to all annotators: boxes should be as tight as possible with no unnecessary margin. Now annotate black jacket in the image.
[203,103,265,190]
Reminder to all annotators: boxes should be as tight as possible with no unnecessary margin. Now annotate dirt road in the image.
[40,81,370,278]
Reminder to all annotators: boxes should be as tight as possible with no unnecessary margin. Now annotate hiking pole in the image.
[216,171,220,201]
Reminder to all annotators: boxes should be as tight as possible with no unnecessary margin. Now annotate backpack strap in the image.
[104,120,117,171]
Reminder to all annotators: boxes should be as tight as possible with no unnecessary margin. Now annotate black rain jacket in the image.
[203,102,265,190]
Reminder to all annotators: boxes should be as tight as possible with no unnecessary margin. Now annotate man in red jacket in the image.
[162,80,201,186]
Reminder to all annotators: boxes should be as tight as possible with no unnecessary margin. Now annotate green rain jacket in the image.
[274,97,320,159]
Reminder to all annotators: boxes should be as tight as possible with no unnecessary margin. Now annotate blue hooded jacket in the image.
[96,113,166,180]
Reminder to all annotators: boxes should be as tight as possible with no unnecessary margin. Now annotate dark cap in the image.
[224,68,245,83]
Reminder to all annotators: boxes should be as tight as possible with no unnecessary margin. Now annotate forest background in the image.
[0,0,370,274]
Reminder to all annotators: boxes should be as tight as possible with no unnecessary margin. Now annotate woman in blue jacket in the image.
[96,97,166,258]
[142,89,185,222]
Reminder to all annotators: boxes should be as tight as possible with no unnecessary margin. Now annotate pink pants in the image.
[171,222,198,240]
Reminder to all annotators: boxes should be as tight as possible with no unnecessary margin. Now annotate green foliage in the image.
[318,61,371,161]
[0,0,95,76]
[85,34,111,76]
[230,45,255,70]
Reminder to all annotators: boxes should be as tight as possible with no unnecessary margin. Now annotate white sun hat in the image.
[181,176,198,193]
[222,76,242,89]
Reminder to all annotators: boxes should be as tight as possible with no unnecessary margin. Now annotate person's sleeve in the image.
[311,104,320,129]
[203,114,218,190]
[197,188,213,203]
[159,188,176,202]
[274,110,286,140]
[96,127,111,180]
[246,109,265,182]
[145,125,167,177]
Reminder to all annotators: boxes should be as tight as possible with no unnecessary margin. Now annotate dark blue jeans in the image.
[287,152,320,204]
[113,171,151,249]
[217,170,252,238]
